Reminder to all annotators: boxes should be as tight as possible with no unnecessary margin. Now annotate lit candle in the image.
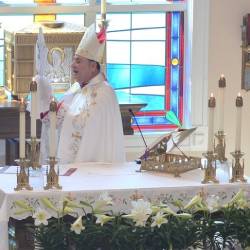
[30,77,37,138]
[235,93,243,152]
[101,0,106,15]
[19,98,26,159]
[49,98,57,157]
[207,93,216,151]
[218,74,226,131]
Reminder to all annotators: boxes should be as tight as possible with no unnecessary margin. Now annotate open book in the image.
[139,127,196,159]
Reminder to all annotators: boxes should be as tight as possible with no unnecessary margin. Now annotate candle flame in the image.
[52,97,55,102]
[32,77,35,81]
[220,74,225,78]
[237,92,241,97]
[210,93,214,97]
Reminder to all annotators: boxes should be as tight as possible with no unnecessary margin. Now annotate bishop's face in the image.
[71,55,98,84]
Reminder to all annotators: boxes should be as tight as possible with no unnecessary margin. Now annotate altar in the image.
[0,161,249,250]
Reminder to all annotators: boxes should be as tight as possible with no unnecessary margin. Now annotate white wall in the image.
[126,0,250,177]
[208,0,250,174]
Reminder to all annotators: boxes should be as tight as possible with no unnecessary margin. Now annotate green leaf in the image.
[165,111,181,127]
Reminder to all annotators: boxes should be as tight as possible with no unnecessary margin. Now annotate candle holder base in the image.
[230,151,247,183]
[14,158,33,191]
[26,137,41,169]
[214,130,227,162]
[44,157,62,190]
[202,151,219,184]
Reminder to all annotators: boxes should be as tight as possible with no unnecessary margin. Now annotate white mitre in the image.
[75,23,105,63]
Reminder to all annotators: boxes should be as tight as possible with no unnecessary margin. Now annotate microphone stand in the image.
[128,109,149,169]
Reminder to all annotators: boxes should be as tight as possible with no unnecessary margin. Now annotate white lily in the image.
[184,194,206,211]
[226,189,249,209]
[33,209,51,226]
[161,206,176,216]
[93,192,113,213]
[70,216,85,234]
[129,199,152,227]
[175,213,192,220]
[95,214,114,226]
[151,211,168,228]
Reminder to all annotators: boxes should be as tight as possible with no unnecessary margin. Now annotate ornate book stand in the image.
[140,128,202,177]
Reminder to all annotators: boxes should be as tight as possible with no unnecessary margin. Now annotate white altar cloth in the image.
[0,162,249,250]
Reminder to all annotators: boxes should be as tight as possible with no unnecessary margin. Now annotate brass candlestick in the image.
[26,137,40,169]
[214,130,227,162]
[230,151,247,183]
[14,158,33,191]
[202,151,219,184]
[44,157,62,190]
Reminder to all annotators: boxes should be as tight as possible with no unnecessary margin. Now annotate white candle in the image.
[207,93,216,151]
[49,98,57,157]
[30,77,37,138]
[218,74,226,131]
[19,98,26,159]
[101,0,106,15]
[235,93,243,152]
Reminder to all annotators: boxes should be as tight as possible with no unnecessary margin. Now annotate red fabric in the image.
[97,28,106,44]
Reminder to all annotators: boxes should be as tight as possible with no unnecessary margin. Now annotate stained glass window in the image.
[0,1,184,131]
[106,11,184,129]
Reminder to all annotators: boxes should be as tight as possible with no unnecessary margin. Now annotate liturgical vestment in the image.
[40,73,125,164]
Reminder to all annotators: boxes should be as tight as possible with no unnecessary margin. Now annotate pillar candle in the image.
[101,0,106,15]
[235,93,243,152]
[19,98,26,159]
[30,77,37,138]
[218,74,226,131]
[49,98,57,158]
[207,93,216,151]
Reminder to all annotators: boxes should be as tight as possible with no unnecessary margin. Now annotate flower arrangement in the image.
[12,189,250,250]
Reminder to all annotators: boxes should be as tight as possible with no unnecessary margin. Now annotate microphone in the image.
[128,109,149,164]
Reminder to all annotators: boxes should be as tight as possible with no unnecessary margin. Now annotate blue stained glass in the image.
[171,66,179,87]
[170,66,179,114]
[133,116,170,126]
[133,116,152,125]
[171,38,179,59]
[107,64,130,89]
[130,94,164,111]
[153,116,168,124]
[131,65,165,87]
[171,12,180,38]
[104,10,183,128]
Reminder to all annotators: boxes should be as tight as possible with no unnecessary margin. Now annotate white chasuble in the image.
[41,73,125,164]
